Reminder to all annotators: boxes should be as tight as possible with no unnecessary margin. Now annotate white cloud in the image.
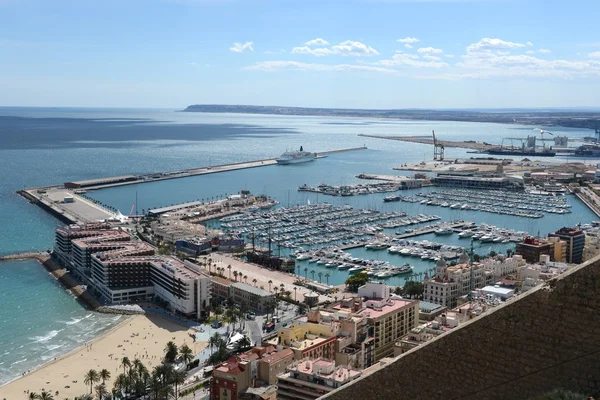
[230,41,254,53]
[526,50,535,54]
[291,40,379,57]
[538,48,551,54]
[417,47,443,54]
[404,43,413,49]
[445,54,455,58]
[397,37,420,44]
[374,52,448,68]
[423,55,441,61]
[244,60,396,73]
[466,38,527,53]
[526,41,534,47]
[588,51,600,58]
[305,38,329,46]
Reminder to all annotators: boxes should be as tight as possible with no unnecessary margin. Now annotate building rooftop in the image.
[231,281,272,297]
[285,358,361,383]
[357,298,415,320]
[259,348,294,364]
[211,276,234,287]
[64,175,138,187]
[95,255,208,281]
[419,301,445,313]
[480,286,514,296]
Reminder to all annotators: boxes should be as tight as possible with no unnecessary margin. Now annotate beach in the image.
[0,314,206,399]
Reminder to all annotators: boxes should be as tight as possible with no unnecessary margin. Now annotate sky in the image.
[1,0,600,109]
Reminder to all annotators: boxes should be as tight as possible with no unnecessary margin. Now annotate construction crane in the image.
[432,130,445,161]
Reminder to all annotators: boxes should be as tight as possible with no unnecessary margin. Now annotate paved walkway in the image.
[204,253,338,304]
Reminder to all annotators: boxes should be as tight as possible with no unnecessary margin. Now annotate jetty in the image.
[17,146,367,224]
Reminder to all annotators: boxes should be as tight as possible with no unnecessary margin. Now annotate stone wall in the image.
[322,256,600,400]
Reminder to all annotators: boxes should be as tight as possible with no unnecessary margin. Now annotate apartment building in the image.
[211,346,294,400]
[423,254,486,309]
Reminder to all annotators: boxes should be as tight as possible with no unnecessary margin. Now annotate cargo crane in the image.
[432,130,445,161]
[533,128,554,150]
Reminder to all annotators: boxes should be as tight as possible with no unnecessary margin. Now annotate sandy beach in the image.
[0,314,206,400]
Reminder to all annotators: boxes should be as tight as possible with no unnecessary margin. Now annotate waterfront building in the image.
[423,254,486,309]
[482,255,526,280]
[210,275,234,300]
[357,281,390,299]
[211,346,294,400]
[231,282,274,313]
[53,222,113,264]
[549,227,586,264]
[432,173,524,191]
[209,278,274,312]
[92,254,211,319]
[276,358,361,400]
[516,237,567,263]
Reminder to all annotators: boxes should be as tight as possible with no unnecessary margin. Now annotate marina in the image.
[298,182,404,197]
[395,188,572,219]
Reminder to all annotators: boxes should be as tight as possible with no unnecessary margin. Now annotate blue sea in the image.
[0,107,597,385]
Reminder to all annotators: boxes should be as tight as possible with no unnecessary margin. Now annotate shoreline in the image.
[0,314,205,398]
[0,314,132,388]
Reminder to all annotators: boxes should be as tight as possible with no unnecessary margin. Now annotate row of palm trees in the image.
[68,342,195,400]
[296,266,331,285]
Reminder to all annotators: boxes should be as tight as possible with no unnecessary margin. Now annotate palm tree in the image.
[111,388,121,400]
[172,370,186,400]
[296,264,301,276]
[304,267,308,280]
[120,357,131,374]
[233,271,238,282]
[252,278,257,287]
[179,343,194,365]
[280,283,285,293]
[293,287,297,301]
[94,384,108,400]
[132,358,144,374]
[149,375,163,400]
[268,280,273,292]
[113,373,129,395]
[310,269,316,280]
[325,273,330,285]
[243,275,248,283]
[76,394,93,400]
[39,392,54,400]
[100,369,111,384]
[164,341,178,363]
[209,332,223,354]
[227,264,232,279]
[28,393,40,400]
[318,272,323,283]
[273,287,279,297]
[238,335,252,349]
[84,369,100,394]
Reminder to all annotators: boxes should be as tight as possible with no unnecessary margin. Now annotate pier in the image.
[339,221,469,250]
[358,134,493,151]
[18,146,367,224]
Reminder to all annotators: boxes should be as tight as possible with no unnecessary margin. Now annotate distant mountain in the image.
[183,104,600,129]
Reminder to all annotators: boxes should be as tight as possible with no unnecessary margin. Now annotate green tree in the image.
[252,278,257,287]
[94,384,108,400]
[172,370,186,400]
[28,393,40,400]
[268,280,273,292]
[227,264,232,279]
[84,369,100,394]
[120,357,131,374]
[164,341,178,363]
[310,269,316,280]
[238,335,252,350]
[179,343,194,365]
[318,272,323,283]
[404,281,424,299]
[39,392,54,400]
[100,368,111,384]
[345,274,370,292]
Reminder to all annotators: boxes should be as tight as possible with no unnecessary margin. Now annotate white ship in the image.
[276,146,316,165]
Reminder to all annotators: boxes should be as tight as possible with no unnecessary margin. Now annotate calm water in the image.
[0,107,597,384]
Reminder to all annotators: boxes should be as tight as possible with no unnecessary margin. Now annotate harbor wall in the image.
[322,255,600,400]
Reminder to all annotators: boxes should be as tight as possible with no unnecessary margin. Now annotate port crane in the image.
[432,130,445,161]
[533,128,555,150]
